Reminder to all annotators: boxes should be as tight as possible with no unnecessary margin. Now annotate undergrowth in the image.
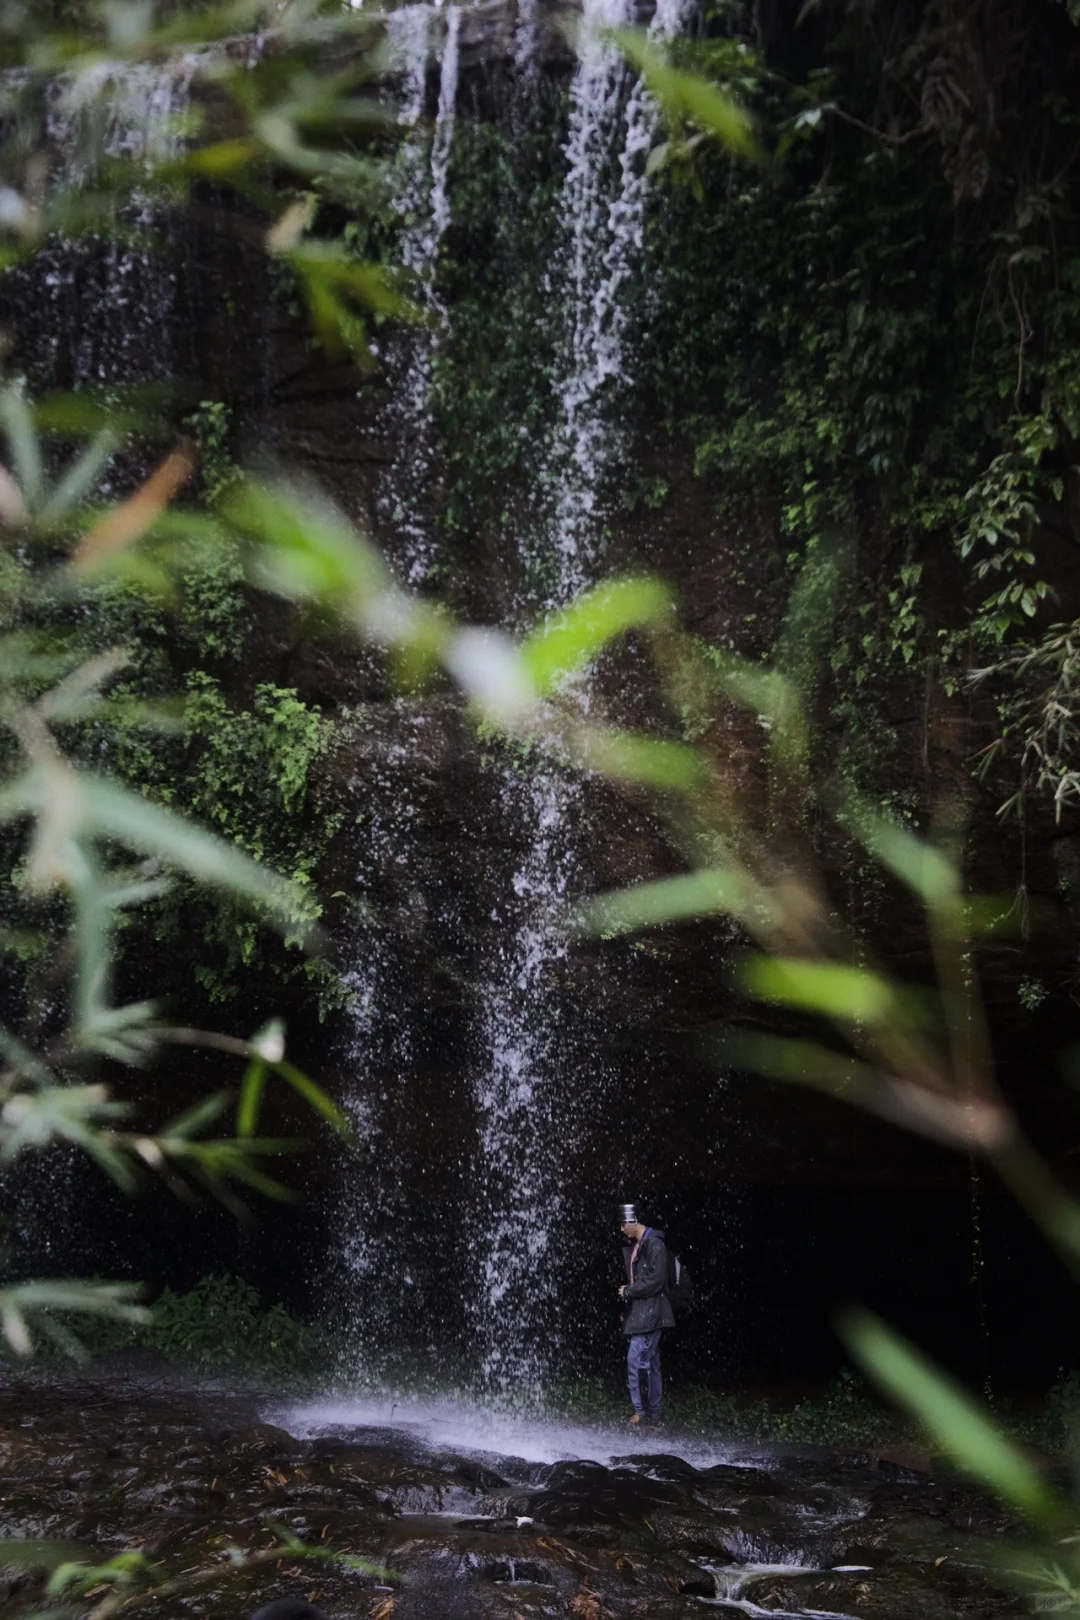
[550,1368,908,1445]
[551,1368,1080,1452]
[70,1274,339,1385]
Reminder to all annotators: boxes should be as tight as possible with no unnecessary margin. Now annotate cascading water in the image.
[542,0,693,590]
[375,3,461,588]
[463,0,693,1400]
[0,61,198,1282]
[327,1,478,1377]
[20,62,195,396]
[329,703,469,1373]
[328,0,695,1399]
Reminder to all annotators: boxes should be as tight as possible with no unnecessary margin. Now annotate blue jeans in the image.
[627,1329,663,1416]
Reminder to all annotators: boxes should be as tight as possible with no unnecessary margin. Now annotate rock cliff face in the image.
[204,27,1080,1383]
[6,3,1080,1385]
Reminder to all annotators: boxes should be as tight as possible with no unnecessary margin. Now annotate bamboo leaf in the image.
[615,30,761,160]
[162,1090,232,1140]
[230,478,385,599]
[71,445,196,571]
[36,648,130,721]
[738,955,896,1021]
[0,1540,93,1571]
[520,576,675,694]
[7,1278,147,1320]
[716,1029,876,1092]
[577,867,756,935]
[77,776,308,936]
[844,796,960,912]
[704,649,795,725]
[40,429,121,523]
[271,1059,354,1143]
[582,729,708,793]
[840,1308,1067,1527]
[237,1059,268,1137]
[0,388,43,506]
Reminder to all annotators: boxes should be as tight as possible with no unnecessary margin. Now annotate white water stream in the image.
[328,0,695,1395]
[539,0,692,593]
[704,1562,861,1620]
[464,0,694,1398]
[376,3,462,586]
[30,62,194,393]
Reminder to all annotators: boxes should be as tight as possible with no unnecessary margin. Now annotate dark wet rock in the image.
[90,1348,184,1378]
[214,1423,298,1455]
[448,1458,510,1491]
[875,1457,932,1484]
[0,1378,1039,1620]
[736,1562,1020,1619]
[676,1572,716,1596]
[250,1600,328,1620]
[608,1452,700,1481]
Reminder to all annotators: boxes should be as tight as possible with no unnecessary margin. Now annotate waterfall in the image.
[375,4,461,589]
[322,0,692,1398]
[513,0,540,80]
[327,2,473,1379]
[542,0,692,598]
[332,707,425,1363]
[21,63,195,399]
[0,62,198,1286]
[464,0,691,1401]
[465,766,585,1399]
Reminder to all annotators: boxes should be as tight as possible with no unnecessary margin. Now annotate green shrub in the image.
[77,1274,338,1383]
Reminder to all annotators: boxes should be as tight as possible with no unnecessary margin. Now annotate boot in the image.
[628,1411,644,1426]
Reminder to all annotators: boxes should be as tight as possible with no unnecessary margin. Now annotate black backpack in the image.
[666,1249,695,1318]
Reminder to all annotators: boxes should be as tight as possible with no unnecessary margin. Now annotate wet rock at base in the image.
[0,1378,1034,1620]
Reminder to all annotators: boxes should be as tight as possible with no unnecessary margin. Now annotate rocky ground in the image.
[0,1375,1032,1618]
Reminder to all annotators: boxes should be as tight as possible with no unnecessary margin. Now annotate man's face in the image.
[620,1222,635,1240]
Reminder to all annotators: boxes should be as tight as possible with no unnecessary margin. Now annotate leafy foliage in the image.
[74,1273,337,1381]
[637,2,1080,825]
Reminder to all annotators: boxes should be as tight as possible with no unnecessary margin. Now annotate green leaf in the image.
[40,430,121,523]
[237,1059,268,1138]
[520,576,675,695]
[615,30,761,161]
[738,955,895,1021]
[583,730,708,793]
[36,648,131,722]
[0,388,44,507]
[77,776,310,938]
[0,1540,94,1572]
[844,798,960,912]
[577,867,755,936]
[840,1308,1067,1526]
[715,1029,875,1091]
[704,650,795,725]
[6,1278,147,1321]
[231,479,447,659]
[229,479,386,600]
[32,387,169,441]
[162,1090,232,1141]
[271,1059,355,1144]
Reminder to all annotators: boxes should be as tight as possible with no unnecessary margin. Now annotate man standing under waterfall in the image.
[618,1203,675,1427]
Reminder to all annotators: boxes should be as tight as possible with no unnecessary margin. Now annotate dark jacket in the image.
[621,1227,676,1337]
